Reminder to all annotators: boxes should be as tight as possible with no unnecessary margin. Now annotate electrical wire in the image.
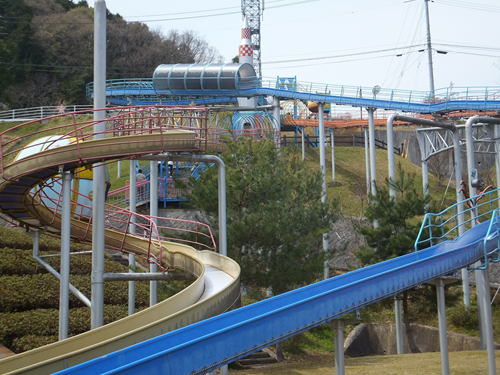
[393,3,424,89]
[385,52,425,89]
[263,53,397,71]
[382,0,413,87]
[263,45,425,65]
[0,0,319,24]
[434,0,500,13]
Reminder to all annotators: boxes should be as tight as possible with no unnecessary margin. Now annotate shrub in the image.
[11,335,59,353]
[0,274,150,312]
[0,248,120,276]
[1,305,129,352]
[282,333,307,354]
[447,302,480,333]
[0,227,92,253]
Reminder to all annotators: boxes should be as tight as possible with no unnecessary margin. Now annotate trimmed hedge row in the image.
[0,247,128,276]
[11,335,59,354]
[0,274,151,312]
[0,227,91,253]
[1,305,129,351]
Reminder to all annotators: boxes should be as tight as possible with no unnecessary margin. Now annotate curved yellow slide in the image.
[0,124,240,374]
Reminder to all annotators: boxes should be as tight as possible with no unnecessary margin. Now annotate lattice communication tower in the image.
[241,0,264,77]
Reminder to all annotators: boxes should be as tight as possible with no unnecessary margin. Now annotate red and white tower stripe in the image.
[239,16,253,66]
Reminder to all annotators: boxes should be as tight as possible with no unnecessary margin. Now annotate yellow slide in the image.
[0,114,240,375]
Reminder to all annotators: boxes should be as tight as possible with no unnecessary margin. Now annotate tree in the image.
[179,137,339,296]
[355,162,430,353]
[1,0,224,107]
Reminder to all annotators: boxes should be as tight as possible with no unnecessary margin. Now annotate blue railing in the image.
[472,210,500,270]
[57,211,498,374]
[86,77,500,114]
[415,188,500,266]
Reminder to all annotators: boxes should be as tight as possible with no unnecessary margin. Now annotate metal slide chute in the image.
[52,216,499,375]
[0,106,240,375]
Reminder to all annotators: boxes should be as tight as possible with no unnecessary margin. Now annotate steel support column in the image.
[150,161,158,306]
[32,231,91,308]
[465,116,500,366]
[334,320,345,375]
[318,103,329,279]
[142,154,227,257]
[453,128,469,309]
[364,127,370,195]
[395,295,404,354]
[387,114,397,199]
[434,278,450,375]
[59,171,72,340]
[479,268,497,375]
[128,160,136,316]
[91,0,106,330]
[367,109,378,228]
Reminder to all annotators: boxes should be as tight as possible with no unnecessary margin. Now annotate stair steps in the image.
[237,349,278,367]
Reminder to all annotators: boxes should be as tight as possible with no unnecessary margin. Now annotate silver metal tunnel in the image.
[153,63,258,95]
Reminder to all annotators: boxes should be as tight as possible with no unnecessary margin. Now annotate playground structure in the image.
[1,3,500,371]
[0,106,241,374]
[0,77,499,375]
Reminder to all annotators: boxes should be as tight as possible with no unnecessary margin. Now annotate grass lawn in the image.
[231,351,500,375]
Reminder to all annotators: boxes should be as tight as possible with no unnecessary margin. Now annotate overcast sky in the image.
[90,0,500,93]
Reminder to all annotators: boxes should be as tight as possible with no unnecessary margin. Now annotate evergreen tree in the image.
[178,137,339,296]
[355,162,431,353]
[355,162,430,264]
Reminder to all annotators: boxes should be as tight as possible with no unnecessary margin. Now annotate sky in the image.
[89,0,500,93]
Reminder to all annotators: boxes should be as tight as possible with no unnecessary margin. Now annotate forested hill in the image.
[0,0,223,109]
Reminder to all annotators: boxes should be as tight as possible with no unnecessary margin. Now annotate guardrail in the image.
[0,105,95,121]
[87,78,500,112]
[474,210,500,270]
[35,177,217,265]
[0,105,210,181]
[107,178,190,209]
[415,188,500,258]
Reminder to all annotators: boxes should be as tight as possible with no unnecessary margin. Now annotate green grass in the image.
[0,122,496,361]
[229,351,500,375]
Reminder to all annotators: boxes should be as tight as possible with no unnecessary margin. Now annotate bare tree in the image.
[428,149,451,187]
[6,74,60,108]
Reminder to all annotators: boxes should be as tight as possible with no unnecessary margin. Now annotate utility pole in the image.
[424,0,435,95]
[241,0,264,77]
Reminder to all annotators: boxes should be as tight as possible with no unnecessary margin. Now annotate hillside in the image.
[0,0,223,109]
[0,135,497,365]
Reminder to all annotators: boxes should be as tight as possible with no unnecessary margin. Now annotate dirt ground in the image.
[228,351,500,375]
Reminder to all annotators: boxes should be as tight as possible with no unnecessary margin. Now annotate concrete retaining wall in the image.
[344,323,500,357]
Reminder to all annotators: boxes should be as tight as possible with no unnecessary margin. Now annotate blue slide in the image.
[56,215,499,375]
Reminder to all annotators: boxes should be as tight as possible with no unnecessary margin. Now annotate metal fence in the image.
[0,105,94,121]
[280,133,401,155]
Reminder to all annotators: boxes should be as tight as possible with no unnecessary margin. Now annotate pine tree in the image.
[179,137,339,296]
[356,162,430,264]
[355,162,430,353]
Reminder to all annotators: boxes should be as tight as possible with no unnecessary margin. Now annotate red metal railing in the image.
[0,105,209,181]
[29,177,216,270]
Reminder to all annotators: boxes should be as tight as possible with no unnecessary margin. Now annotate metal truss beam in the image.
[241,0,263,77]
[416,123,499,162]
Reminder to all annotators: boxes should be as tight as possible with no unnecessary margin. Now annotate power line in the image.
[114,0,296,19]
[0,0,318,25]
[263,45,425,65]
[263,53,397,71]
[434,0,500,13]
